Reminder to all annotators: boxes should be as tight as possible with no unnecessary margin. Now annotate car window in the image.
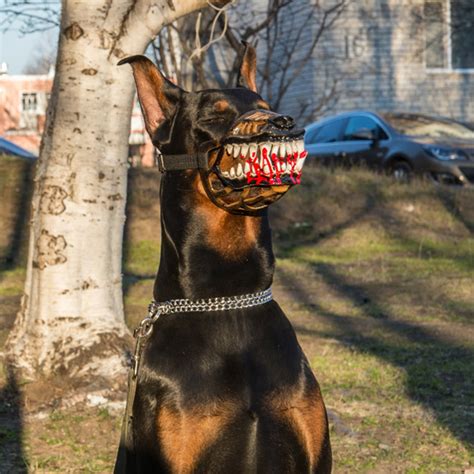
[343,116,388,141]
[306,119,345,144]
[382,113,474,139]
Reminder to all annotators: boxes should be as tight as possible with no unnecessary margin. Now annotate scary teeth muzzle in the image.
[217,139,307,189]
[156,109,308,215]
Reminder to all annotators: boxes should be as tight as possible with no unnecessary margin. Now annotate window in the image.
[425,0,474,70]
[450,1,474,69]
[306,119,345,144]
[425,1,447,68]
[383,113,474,139]
[343,116,388,141]
[21,93,38,112]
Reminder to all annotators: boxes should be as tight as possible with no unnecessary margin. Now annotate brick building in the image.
[0,69,52,154]
[0,68,155,165]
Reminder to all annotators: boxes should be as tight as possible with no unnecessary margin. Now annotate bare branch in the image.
[273,1,348,110]
[0,1,60,33]
[150,0,351,121]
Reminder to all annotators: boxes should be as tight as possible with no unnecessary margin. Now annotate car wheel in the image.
[391,161,412,183]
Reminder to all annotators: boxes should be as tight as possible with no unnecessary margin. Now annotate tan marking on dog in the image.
[124,57,169,135]
[157,401,236,473]
[214,100,230,112]
[194,175,261,261]
[257,101,271,110]
[239,44,257,92]
[237,120,265,136]
[267,384,330,470]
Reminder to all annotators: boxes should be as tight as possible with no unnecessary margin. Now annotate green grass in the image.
[270,167,474,471]
[123,239,160,276]
[296,302,473,470]
[0,268,26,296]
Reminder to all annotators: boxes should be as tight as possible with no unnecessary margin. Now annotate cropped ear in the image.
[236,41,257,93]
[118,55,183,137]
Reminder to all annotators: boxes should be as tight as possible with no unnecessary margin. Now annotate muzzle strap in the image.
[156,152,209,172]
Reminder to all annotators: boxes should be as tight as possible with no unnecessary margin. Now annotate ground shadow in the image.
[270,165,381,250]
[0,363,26,472]
[0,159,34,273]
[437,188,474,235]
[278,263,473,448]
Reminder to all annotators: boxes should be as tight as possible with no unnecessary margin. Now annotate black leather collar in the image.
[156,152,209,172]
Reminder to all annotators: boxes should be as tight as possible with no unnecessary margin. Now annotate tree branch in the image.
[0,1,60,33]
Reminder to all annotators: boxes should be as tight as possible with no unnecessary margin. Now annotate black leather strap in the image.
[156,153,209,172]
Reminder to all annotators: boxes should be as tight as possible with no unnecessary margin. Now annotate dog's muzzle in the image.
[157,109,308,216]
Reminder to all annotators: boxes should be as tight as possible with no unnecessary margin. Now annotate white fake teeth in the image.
[295,153,307,172]
[222,138,307,180]
[296,141,305,153]
[225,139,305,159]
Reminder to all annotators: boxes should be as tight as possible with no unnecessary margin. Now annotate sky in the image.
[0,0,60,75]
[0,28,58,74]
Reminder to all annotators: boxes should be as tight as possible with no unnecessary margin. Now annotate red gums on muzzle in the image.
[245,148,307,185]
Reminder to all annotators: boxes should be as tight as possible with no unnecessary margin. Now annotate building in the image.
[0,66,52,154]
[129,100,155,167]
[0,66,155,165]
[266,0,474,124]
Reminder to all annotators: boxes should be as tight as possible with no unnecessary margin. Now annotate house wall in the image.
[0,74,52,153]
[265,0,474,124]
[227,0,318,122]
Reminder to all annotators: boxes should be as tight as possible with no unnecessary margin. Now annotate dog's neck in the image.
[153,172,275,301]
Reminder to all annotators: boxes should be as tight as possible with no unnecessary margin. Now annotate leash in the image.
[120,287,273,453]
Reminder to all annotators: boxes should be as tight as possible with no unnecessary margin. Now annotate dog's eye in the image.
[199,117,228,125]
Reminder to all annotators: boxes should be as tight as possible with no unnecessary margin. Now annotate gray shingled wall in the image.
[231,0,474,124]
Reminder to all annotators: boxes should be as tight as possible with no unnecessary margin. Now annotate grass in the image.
[123,239,161,276]
[322,340,472,470]
[0,161,473,472]
[269,167,474,472]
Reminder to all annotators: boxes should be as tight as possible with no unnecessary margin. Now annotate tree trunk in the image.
[5,0,218,384]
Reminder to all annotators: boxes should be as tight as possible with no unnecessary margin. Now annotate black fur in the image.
[115,57,331,473]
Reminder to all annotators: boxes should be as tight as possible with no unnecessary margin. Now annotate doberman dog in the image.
[115,43,331,473]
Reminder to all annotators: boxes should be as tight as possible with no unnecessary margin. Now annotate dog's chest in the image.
[142,306,302,402]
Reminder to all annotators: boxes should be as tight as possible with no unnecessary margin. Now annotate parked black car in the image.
[304,111,474,185]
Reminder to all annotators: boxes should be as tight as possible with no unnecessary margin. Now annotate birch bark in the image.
[5,0,220,382]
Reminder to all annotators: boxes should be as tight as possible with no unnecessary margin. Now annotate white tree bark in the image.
[5,0,218,383]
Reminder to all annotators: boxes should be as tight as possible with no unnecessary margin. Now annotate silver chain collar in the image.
[131,287,273,377]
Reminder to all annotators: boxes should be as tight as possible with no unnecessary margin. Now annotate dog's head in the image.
[119,44,307,215]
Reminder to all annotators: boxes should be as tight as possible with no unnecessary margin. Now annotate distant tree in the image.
[256,0,348,119]
[4,0,230,389]
[152,0,349,120]
[23,32,57,74]
[0,0,60,33]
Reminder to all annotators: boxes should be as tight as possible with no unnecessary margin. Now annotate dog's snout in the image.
[269,115,295,130]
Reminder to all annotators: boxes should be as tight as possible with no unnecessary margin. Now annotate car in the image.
[304,111,474,185]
